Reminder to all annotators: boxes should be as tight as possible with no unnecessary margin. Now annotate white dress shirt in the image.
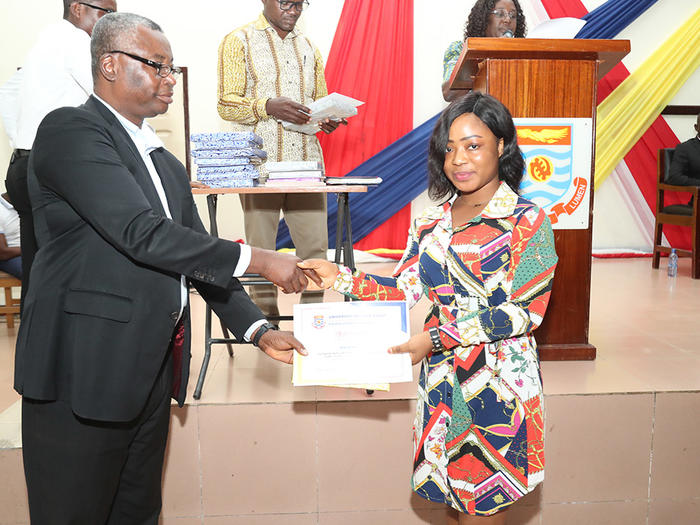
[94,96,263,340]
[15,19,93,150]
[0,196,20,247]
[0,69,23,149]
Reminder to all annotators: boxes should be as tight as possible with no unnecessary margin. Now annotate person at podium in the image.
[442,0,527,101]
[300,92,557,524]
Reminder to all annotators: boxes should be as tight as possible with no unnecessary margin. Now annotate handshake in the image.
[244,250,340,365]
[248,249,340,294]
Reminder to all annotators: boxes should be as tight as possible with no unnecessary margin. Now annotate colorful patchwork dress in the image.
[333,182,557,516]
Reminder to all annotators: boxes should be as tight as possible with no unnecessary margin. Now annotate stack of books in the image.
[190,132,266,188]
[264,161,325,187]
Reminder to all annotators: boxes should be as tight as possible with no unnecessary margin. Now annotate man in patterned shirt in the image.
[217,0,342,319]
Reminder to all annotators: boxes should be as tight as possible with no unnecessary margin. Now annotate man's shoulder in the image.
[36,100,113,144]
[677,137,700,151]
[41,101,101,127]
[31,20,88,52]
[672,138,700,162]
[221,19,260,45]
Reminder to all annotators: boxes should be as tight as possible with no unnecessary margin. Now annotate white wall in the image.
[0,0,697,249]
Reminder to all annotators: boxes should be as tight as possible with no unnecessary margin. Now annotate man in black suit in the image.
[667,113,700,193]
[15,12,318,525]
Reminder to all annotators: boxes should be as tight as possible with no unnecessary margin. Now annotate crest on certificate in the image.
[312,315,326,329]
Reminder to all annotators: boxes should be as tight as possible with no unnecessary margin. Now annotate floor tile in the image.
[542,394,653,504]
[650,392,700,500]
[0,449,29,523]
[319,509,440,525]
[648,498,700,525]
[204,514,317,525]
[198,403,317,516]
[540,500,647,525]
[317,400,416,512]
[162,405,202,518]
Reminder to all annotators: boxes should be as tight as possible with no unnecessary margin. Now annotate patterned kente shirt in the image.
[443,40,464,82]
[334,182,557,516]
[217,13,328,163]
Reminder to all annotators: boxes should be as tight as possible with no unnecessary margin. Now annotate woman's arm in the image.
[299,221,426,307]
[0,233,20,261]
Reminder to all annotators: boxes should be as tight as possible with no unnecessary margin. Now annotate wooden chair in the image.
[0,271,21,328]
[652,148,700,279]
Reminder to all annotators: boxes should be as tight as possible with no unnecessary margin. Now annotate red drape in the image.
[318,0,414,251]
[541,0,688,249]
[539,0,588,19]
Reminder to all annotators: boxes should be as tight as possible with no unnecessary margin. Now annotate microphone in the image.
[502,30,514,38]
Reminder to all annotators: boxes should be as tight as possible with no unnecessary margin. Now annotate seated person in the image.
[0,192,21,279]
[667,112,700,205]
[442,0,527,101]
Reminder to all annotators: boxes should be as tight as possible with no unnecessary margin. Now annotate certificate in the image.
[292,301,413,387]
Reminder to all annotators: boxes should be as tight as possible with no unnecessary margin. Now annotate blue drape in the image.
[276,0,657,250]
[276,115,439,250]
[575,0,658,39]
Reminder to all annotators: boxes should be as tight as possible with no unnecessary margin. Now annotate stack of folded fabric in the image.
[190,132,266,188]
[264,161,324,187]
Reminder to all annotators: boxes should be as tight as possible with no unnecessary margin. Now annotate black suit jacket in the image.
[667,136,700,186]
[15,96,264,422]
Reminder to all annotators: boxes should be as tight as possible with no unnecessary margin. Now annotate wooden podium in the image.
[448,38,629,361]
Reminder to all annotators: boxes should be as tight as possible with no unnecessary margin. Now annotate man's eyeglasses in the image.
[278,0,309,12]
[109,50,182,78]
[490,9,518,20]
[78,2,115,14]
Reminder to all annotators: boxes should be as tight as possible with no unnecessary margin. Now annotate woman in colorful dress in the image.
[300,92,557,523]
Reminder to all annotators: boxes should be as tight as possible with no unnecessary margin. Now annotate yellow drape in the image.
[595,8,700,188]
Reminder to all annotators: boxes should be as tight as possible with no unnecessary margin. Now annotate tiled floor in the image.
[1,256,699,524]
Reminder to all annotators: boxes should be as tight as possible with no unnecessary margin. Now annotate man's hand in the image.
[266,97,312,125]
[319,118,347,134]
[388,331,433,365]
[257,329,307,364]
[248,248,321,294]
[297,259,339,289]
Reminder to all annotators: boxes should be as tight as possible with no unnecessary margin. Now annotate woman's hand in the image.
[297,259,339,290]
[388,331,433,365]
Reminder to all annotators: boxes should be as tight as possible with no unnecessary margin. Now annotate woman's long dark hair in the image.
[428,92,524,202]
[464,0,527,39]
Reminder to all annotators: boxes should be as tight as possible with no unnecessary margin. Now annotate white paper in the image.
[281,92,364,136]
[292,301,413,386]
[527,18,587,39]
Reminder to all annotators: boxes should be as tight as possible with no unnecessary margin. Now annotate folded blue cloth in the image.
[191,139,261,151]
[190,147,267,160]
[191,131,263,147]
[196,165,259,175]
[197,173,259,188]
[193,157,264,167]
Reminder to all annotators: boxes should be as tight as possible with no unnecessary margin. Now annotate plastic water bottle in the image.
[667,248,678,278]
